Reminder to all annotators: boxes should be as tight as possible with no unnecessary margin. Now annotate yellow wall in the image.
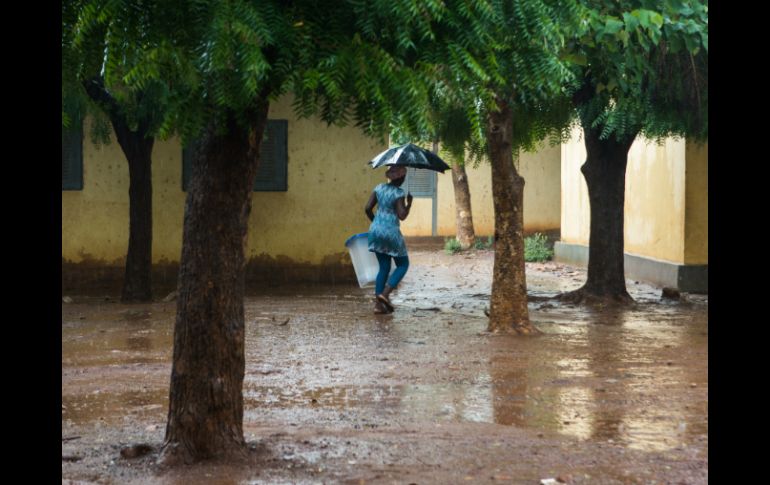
[401,143,561,237]
[400,198,435,236]
[684,141,708,264]
[560,131,590,244]
[520,144,562,233]
[247,100,385,263]
[63,119,137,264]
[62,95,386,265]
[624,136,686,262]
[560,127,707,265]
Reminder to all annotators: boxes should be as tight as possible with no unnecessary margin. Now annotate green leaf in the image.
[633,9,651,29]
[622,12,639,32]
[685,21,701,34]
[649,27,661,45]
[604,18,624,35]
[684,35,698,53]
[650,12,663,28]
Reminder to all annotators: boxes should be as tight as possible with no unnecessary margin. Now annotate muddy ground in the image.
[62,248,707,484]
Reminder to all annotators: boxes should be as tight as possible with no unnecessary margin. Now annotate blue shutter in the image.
[62,123,83,191]
[253,120,288,191]
[181,143,193,191]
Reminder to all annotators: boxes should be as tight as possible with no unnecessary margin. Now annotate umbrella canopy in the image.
[368,143,450,173]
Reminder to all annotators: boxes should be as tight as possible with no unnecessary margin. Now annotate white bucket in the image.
[345,233,381,288]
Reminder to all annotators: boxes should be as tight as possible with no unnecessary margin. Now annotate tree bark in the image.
[160,102,269,464]
[563,124,636,305]
[486,99,538,335]
[112,122,154,303]
[451,162,475,249]
[82,78,155,302]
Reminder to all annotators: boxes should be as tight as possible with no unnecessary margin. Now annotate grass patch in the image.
[473,236,494,250]
[444,237,463,254]
[524,233,554,262]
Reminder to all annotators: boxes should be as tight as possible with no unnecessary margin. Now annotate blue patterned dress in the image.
[368,183,408,257]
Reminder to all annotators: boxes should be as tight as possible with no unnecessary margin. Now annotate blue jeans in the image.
[375,252,409,295]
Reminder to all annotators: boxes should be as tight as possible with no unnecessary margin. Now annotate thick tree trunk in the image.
[486,99,538,335]
[563,125,636,305]
[160,103,269,465]
[112,125,154,303]
[451,162,475,249]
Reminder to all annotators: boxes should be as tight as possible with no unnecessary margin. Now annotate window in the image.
[404,167,436,197]
[404,166,438,235]
[62,122,83,191]
[182,120,288,191]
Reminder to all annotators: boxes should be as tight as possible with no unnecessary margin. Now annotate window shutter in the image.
[404,167,435,197]
[182,119,288,192]
[253,120,288,191]
[181,144,193,191]
[62,123,83,191]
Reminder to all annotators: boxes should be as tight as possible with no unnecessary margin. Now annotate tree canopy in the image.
[568,0,708,143]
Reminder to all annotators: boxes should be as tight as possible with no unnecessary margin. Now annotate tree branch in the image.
[571,76,594,107]
[82,77,121,120]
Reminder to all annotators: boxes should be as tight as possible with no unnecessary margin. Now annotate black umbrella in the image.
[368,143,450,173]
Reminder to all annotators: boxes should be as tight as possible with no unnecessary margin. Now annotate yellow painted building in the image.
[556,126,708,291]
[62,95,387,289]
[65,95,706,292]
[400,143,562,238]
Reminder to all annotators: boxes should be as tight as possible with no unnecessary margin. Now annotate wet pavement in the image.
[62,249,707,484]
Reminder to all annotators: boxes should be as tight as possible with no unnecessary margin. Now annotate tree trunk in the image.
[112,124,154,303]
[486,99,538,335]
[451,162,475,249]
[563,125,636,305]
[82,78,155,303]
[160,103,269,465]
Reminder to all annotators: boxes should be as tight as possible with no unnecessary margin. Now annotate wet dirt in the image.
[62,249,707,484]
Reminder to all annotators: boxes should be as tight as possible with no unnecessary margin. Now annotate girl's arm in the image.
[396,194,412,221]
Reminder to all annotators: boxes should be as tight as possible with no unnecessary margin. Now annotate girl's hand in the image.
[406,193,413,206]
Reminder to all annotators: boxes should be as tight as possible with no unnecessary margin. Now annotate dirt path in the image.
[62,249,707,484]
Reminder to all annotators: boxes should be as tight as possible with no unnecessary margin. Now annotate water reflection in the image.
[488,353,528,427]
[63,291,707,455]
[576,307,707,451]
[227,299,707,454]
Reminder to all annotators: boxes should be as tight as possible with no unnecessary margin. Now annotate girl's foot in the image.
[376,294,394,312]
[374,300,388,314]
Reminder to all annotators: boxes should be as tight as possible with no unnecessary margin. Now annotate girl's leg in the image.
[378,255,409,310]
[374,252,392,296]
[386,255,410,290]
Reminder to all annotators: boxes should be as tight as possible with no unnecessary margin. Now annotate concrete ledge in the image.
[405,236,446,250]
[61,261,180,295]
[554,242,708,293]
[677,264,708,293]
[406,229,559,251]
[62,258,358,295]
